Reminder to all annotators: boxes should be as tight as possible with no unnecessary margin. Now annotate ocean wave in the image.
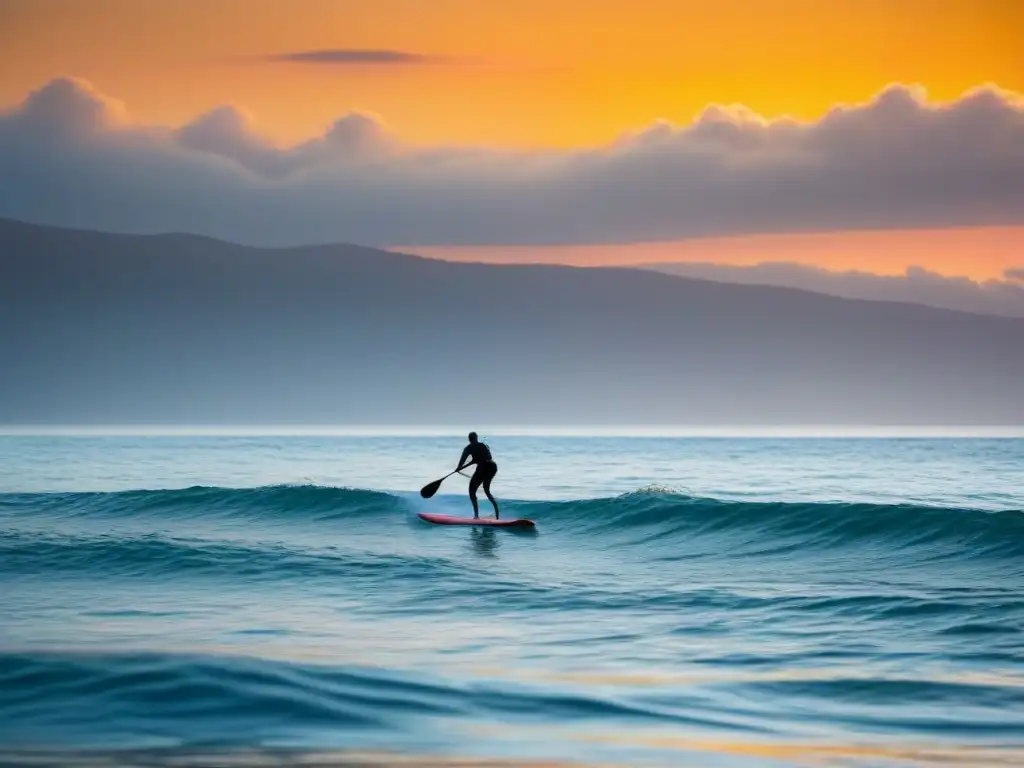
[0,529,466,583]
[3,485,1022,564]
[1,484,396,524]
[8,522,1019,626]
[2,649,1022,763]
[0,650,742,751]
[521,489,1024,563]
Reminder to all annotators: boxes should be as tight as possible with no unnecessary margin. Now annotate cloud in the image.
[10,76,128,136]
[0,77,1022,247]
[1006,267,1024,282]
[175,104,395,178]
[644,261,1024,318]
[263,49,444,65]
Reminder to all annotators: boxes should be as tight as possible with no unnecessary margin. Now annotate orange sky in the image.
[1,0,1019,148]
[408,227,1024,282]
[1,0,1021,278]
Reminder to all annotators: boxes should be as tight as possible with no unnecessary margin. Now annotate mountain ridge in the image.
[2,216,1022,426]
[3,215,1021,321]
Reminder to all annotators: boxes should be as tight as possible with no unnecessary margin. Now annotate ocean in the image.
[1,430,1023,767]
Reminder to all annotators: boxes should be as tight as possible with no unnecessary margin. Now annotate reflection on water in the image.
[0,750,597,767]
[579,732,1024,767]
[469,526,500,558]
[5,742,1021,768]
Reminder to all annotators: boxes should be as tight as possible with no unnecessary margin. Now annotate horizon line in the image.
[2,425,1023,438]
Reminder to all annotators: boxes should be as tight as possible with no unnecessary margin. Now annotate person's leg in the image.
[482,463,499,518]
[468,470,482,518]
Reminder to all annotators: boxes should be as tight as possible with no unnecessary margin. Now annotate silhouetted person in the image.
[457,432,500,519]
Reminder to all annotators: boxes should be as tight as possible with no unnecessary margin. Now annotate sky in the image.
[0,0,1022,284]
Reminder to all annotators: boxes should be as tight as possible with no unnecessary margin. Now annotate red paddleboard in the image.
[418,512,535,528]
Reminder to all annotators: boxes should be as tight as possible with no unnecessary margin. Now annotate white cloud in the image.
[0,77,1022,247]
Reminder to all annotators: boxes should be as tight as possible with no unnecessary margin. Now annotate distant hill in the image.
[641,261,1024,319]
[2,217,1022,426]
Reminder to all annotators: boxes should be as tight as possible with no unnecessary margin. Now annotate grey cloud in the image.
[175,105,395,178]
[12,76,127,137]
[644,261,1024,318]
[265,49,442,65]
[0,77,1022,247]
[1006,267,1024,282]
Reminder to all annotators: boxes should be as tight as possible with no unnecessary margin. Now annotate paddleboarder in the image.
[456,432,500,519]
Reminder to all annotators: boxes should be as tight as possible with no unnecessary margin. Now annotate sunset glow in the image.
[1,0,1021,280]
[408,226,1024,281]
[2,0,1020,147]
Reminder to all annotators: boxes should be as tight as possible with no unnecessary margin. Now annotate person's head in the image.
[468,431,478,443]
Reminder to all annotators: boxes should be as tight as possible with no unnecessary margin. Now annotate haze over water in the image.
[2,430,1022,767]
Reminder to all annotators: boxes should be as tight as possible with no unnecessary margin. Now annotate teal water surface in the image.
[1,433,1022,767]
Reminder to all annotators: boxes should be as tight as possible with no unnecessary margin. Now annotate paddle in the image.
[420,465,473,498]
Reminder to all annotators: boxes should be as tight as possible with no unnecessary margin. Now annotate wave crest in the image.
[520,490,1024,562]
[3,485,1021,564]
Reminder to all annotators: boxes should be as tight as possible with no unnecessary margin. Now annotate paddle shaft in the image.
[446,464,474,481]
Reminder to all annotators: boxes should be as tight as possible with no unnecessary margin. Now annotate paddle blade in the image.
[420,478,443,498]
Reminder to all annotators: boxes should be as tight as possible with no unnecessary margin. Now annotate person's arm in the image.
[456,445,473,471]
